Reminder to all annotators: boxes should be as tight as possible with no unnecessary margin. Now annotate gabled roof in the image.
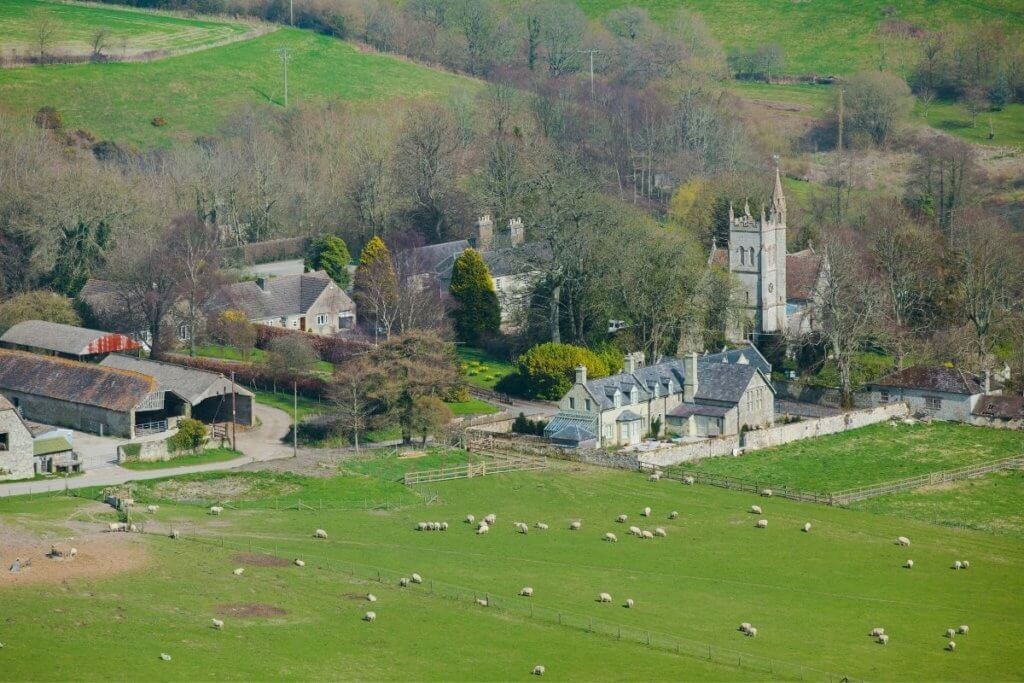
[1,320,141,357]
[481,242,551,279]
[99,355,253,405]
[972,394,1024,420]
[787,249,823,300]
[869,365,986,395]
[704,346,772,375]
[667,403,731,418]
[0,349,156,412]
[396,240,471,278]
[211,271,354,320]
[694,363,760,403]
[616,409,643,422]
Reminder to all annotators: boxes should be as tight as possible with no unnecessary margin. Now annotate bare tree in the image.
[90,27,110,59]
[329,356,382,452]
[395,105,463,242]
[168,214,221,356]
[32,10,59,61]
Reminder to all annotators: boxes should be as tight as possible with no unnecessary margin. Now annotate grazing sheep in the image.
[314,529,328,539]
[958,625,969,635]
[870,628,885,637]
[802,522,812,533]
[209,506,223,515]
[904,559,914,569]
[642,507,651,517]
[147,505,159,513]
[616,514,628,523]
[211,619,224,630]
[535,522,549,530]
[233,568,244,576]
[953,561,963,570]
[946,628,956,638]
[108,522,126,532]
[747,627,758,637]
[160,653,172,661]
[739,623,752,634]
[947,641,956,652]
[641,530,654,540]
[756,519,768,528]
[514,522,529,534]
[896,536,911,546]
[625,598,634,609]
[364,611,376,622]
[476,524,490,535]
[570,520,582,531]
[649,474,660,482]
[367,593,377,602]
[520,587,534,597]
[628,525,641,536]
[294,559,305,567]
[129,524,138,533]
[69,547,78,558]
[682,476,695,485]
[440,522,449,531]
[416,522,428,531]
[598,592,612,603]
[411,573,423,584]
[466,514,475,524]
[399,577,409,587]
[532,665,545,676]
[654,527,667,537]
[669,511,679,520]
[427,522,436,531]
[169,529,179,539]
[604,532,618,543]
[750,505,762,515]
[477,520,489,530]
[962,560,970,569]
[878,635,889,645]
[761,489,773,498]
[475,598,488,607]
[484,514,497,525]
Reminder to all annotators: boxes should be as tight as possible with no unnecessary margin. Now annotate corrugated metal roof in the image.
[0,320,141,356]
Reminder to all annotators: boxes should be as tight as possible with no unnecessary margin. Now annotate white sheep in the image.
[625,598,634,608]
[466,514,475,524]
[946,628,956,638]
[209,506,223,515]
[739,622,751,633]
[416,522,428,531]
[535,522,549,530]
[747,627,758,637]
[294,559,305,567]
[517,522,530,534]
[802,522,812,533]
[129,524,138,533]
[108,522,126,532]
[233,568,244,576]
[878,634,889,645]
[641,530,654,540]
[682,476,695,485]
[160,653,172,661]
[870,627,885,637]
[211,619,224,630]
[411,573,423,584]
[628,525,641,536]
[476,524,489,535]
[477,520,489,530]
[520,587,534,597]
[947,641,956,651]
[962,560,970,569]
[669,511,679,520]
[364,611,376,622]
[476,598,488,606]
[367,594,377,602]
[896,536,911,546]
[958,625,969,635]
[649,474,660,482]
[440,522,449,531]
[756,519,768,528]
[750,505,763,515]
[147,505,159,513]
[904,559,914,569]
[399,577,409,587]
[654,527,667,537]
[532,665,545,676]
[69,547,78,558]
[169,529,179,539]
[484,514,497,525]
[616,514,628,523]
[761,489,773,498]
[427,522,437,531]
[598,592,612,603]
[604,532,618,543]
[314,529,328,539]
[953,561,963,570]
[642,506,651,517]
[569,520,582,531]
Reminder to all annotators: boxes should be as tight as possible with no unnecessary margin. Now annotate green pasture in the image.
[457,346,515,390]
[340,447,483,481]
[119,447,243,471]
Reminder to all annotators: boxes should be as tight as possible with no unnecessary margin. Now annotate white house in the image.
[866,365,999,422]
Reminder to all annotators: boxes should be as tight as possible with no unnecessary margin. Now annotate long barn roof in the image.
[100,355,253,405]
[0,320,141,357]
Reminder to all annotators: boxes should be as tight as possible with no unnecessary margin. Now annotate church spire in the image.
[771,164,786,222]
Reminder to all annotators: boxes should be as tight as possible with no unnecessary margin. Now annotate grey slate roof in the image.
[703,346,772,375]
[481,242,551,279]
[396,240,470,279]
[0,320,142,357]
[694,363,758,403]
[99,355,253,405]
[615,409,643,422]
[869,365,986,395]
[210,271,354,320]
[667,403,731,418]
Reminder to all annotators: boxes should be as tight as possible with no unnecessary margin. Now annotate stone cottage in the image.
[866,365,1000,422]
[0,393,34,482]
[208,271,356,335]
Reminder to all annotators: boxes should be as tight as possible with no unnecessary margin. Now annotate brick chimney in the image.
[575,364,587,385]
[684,352,698,402]
[474,215,494,252]
[509,217,525,246]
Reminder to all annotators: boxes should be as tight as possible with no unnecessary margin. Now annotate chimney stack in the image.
[575,364,587,385]
[508,217,525,246]
[983,369,991,394]
[474,215,494,252]
[684,352,698,402]
[624,354,636,374]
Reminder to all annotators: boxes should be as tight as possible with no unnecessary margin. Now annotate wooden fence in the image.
[403,453,547,485]
[468,385,515,406]
[646,454,1024,506]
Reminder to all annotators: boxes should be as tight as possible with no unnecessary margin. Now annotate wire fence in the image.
[151,529,863,683]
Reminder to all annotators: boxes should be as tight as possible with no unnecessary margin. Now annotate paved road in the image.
[0,404,294,498]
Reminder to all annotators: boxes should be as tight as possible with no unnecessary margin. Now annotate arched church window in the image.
[749,247,756,266]
[739,248,745,265]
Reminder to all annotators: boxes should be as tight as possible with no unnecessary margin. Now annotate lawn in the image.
[0,0,256,57]
[0,26,476,147]
[340,447,483,481]
[678,422,1024,493]
[253,387,325,422]
[445,397,499,416]
[195,344,334,376]
[119,447,243,471]
[2,465,1023,679]
[457,346,515,390]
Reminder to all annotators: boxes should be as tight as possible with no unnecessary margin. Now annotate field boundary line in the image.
[403,453,547,485]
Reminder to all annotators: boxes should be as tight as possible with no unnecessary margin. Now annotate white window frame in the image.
[316,313,328,326]
[924,396,942,412]
[178,323,191,341]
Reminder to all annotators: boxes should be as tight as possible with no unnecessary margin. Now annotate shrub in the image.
[33,106,62,131]
[512,412,548,436]
[169,418,208,453]
[448,249,501,344]
[513,343,610,400]
[304,234,352,288]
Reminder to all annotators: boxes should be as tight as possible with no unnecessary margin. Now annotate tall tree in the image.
[449,248,501,344]
[50,219,111,297]
[395,105,463,243]
[169,214,220,357]
[305,234,352,289]
[329,356,384,452]
[354,236,399,340]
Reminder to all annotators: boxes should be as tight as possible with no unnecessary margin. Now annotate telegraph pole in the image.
[289,0,294,26]
[278,48,290,108]
[578,49,601,99]
[292,381,298,458]
[230,371,237,452]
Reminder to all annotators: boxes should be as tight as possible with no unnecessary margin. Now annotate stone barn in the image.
[99,355,254,426]
[0,393,34,481]
[0,350,165,439]
[0,320,142,362]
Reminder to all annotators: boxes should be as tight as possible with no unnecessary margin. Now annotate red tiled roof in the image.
[786,250,822,301]
[972,394,1024,420]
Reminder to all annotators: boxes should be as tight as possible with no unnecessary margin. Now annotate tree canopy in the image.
[449,248,501,344]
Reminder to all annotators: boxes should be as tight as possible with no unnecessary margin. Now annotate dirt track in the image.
[0,533,148,586]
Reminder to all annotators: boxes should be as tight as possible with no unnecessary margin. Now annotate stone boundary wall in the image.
[638,437,741,468]
[467,431,638,470]
[969,416,1024,431]
[118,438,172,463]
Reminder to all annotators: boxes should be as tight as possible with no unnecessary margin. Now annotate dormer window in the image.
[630,387,638,404]
[613,390,621,408]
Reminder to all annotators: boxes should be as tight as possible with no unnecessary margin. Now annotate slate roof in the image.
[667,403,731,418]
[33,436,73,457]
[396,240,470,278]
[616,409,643,422]
[429,241,551,286]
[0,393,15,411]
[99,355,253,405]
[78,278,127,308]
[548,424,598,443]
[210,271,354,320]
[0,350,155,412]
[787,249,823,300]
[704,346,772,375]
[1,320,141,357]
[972,395,1024,420]
[869,365,986,395]
[694,363,758,403]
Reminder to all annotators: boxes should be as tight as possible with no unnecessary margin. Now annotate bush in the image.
[168,418,208,453]
[512,412,548,436]
[513,343,610,400]
[164,354,329,398]
[33,106,62,131]
[254,324,369,364]
[304,234,351,288]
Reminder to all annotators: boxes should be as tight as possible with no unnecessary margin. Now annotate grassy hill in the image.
[0,25,476,147]
[569,0,1024,76]
[0,0,257,57]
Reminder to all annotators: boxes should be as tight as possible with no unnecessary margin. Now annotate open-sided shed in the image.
[0,320,141,361]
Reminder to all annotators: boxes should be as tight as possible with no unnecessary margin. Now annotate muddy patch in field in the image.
[146,475,300,502]
[216,603,289,618]
[0,534,148,586]
[231,552,291,567]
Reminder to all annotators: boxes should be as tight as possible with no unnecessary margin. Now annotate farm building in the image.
[0,393,34,481]
[867,365,999,422]
[99,355,254,426]
[0,349,165,439]
[32,434,81,475]
[0,320,142,361]
[971,394,1024,429]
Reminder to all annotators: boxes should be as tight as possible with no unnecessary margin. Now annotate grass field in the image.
[120,447,243,471]
[195,344,335,376]
[457,346,515,390]
[0,0,256,57]
[679,422,1024,493]
[340,447,483,481]
[2,463,1022,680]
[565,0,1024,76]
[0,26,476,147]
